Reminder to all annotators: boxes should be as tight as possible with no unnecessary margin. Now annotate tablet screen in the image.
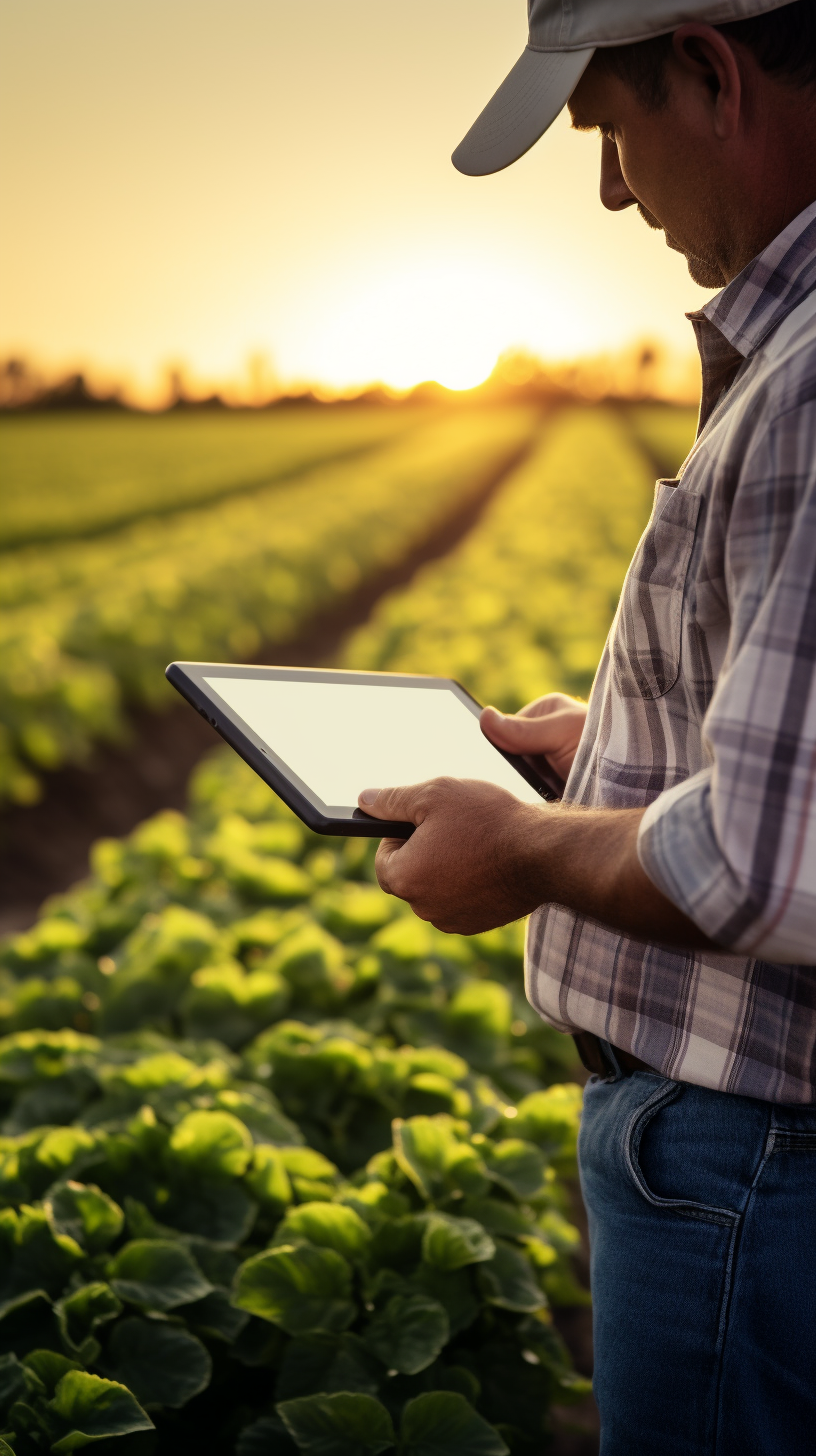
[203,675,544,811]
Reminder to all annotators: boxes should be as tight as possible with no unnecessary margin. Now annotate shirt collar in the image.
[695,199,816,359]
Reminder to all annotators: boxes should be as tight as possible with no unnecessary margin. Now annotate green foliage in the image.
[624,403,697,479]
[276,1389,511,1456]
[0,1088,586,1451]
[278,1391,396,1455]
[107,1318,212,1409]
[0,744,592,1450]
[0,409,419,551]
[0,408,536,803]
[346,404,659,708]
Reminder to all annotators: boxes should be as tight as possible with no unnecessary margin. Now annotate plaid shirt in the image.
[527,201,816,1104]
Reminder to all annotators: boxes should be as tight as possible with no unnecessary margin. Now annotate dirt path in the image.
[0,426,541,934]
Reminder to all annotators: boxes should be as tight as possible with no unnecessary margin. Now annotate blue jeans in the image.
[578,1061,816,1455]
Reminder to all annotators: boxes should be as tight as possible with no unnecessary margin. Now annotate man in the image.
[356,3,816,1452]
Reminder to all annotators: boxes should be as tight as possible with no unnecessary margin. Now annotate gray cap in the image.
[452,0,794,176]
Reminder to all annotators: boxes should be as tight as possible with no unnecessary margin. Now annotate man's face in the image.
[568,58,731,288]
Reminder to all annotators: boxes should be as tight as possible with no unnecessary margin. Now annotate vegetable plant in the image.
[0,748,589,1452]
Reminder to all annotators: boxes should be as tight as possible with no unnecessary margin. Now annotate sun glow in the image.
[286,252,589,394]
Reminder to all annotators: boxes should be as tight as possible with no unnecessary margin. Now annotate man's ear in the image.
[671,23,743,141]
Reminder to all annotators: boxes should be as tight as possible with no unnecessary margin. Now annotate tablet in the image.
[166,662,562,838]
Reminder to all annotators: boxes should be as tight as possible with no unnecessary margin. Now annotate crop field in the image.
[0,398,698,1455]
[0,746,588,1454]
[0,407,537,805]
[346,405,697,706]
[0,410,421,551]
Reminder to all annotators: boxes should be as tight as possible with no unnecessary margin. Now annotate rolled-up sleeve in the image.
[638,400,816,963]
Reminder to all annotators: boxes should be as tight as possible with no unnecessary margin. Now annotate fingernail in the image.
[359,788,380,805]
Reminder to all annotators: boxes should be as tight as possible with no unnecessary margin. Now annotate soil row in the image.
[0,430,537,934]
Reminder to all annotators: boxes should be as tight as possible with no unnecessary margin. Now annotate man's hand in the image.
[357,778,541,934]
[480,693,588,784]
[358,778,717,949]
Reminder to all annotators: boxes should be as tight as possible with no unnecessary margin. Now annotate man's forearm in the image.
[358,779,721,945]
[513,803,719,950]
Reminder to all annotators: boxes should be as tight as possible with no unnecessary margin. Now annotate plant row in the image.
[0,408,537,805]
[0,747,587,1453]
[346,405,693,708]
[0,409,420,552]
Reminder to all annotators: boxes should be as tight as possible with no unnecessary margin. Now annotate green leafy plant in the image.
[0,747,593,1451]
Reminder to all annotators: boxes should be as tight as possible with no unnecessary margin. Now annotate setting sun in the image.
[286,251,593,393]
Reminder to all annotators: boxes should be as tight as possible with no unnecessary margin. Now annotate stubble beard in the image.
[636,202,726,289]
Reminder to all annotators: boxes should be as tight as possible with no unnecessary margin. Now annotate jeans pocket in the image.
[611,481,701,700]
[624,1081,740,1227]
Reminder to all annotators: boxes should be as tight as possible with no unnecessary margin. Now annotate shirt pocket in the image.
[611,480,702,700]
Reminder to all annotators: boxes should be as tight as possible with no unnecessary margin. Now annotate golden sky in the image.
[1,0,713,397]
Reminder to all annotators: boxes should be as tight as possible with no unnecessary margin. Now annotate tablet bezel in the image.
[166,661,561,838]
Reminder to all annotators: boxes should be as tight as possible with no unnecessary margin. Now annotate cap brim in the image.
[452,46,594,177]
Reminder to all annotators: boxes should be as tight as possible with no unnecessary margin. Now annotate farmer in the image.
[357,3,816,1452]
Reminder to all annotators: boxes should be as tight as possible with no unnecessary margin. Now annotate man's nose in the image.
[599,135,637,211]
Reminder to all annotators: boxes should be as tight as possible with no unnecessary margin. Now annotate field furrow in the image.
[0,408,539,805]
[344,405,696,708]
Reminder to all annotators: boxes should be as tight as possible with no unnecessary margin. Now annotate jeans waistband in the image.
[573,1031,656,1079]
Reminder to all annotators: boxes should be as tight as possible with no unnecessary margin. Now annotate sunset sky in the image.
[1,0,713,398]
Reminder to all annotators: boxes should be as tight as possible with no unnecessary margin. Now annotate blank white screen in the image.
[203,676,543,808]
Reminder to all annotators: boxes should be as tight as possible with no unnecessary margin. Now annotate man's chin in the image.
[685,255,727,288]
[665,233,724,288]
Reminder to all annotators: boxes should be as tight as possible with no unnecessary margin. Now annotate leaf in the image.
[107,1240,212,1311]
[392,1118,488,1202]
[233,1245,355,1337]
[236,1414,299,1454]
[56,1283,122,1364]
[162,1180,257,1246]
[443,983,512,1067]
[401,1392,508,1456]
[0,1351,28,1414]
[476,1243,545,1313]
[179,1288,249,1344]
[277,1392,395,1455]
[46,1183,124,1253]
[411,1268,479,1338]
[279,1148,340,1184]
[275,1333,381,1402]
[245,1146,293,1215]
[268,926,353,1008]
[275,1203,371,1261]
[421,1215,495,1272]
[509,1085,582,1162]
[457,1198,531,1240]
[368,1217,425,1274]
[1,1205,84,1299]
[168,1110,254,1178]
[217,1086,303,1148]
[363,1293,449,1375]
[108,1317,212,1409]
[22,1349,81,1395]
[48,1369,154,1451]
[485,1142,548,1201]
[316,885,393,943]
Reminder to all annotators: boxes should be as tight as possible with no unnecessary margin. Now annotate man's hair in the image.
[592,0,816,111]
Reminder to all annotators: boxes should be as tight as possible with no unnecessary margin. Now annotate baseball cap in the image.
[452,0,793,176]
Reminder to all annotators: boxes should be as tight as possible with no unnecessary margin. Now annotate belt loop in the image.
[572,1031,617,1079]
[600,1039,624,1079]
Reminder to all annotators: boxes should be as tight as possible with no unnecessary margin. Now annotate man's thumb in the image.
[357,784,421,823]
[481,707,555,753]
